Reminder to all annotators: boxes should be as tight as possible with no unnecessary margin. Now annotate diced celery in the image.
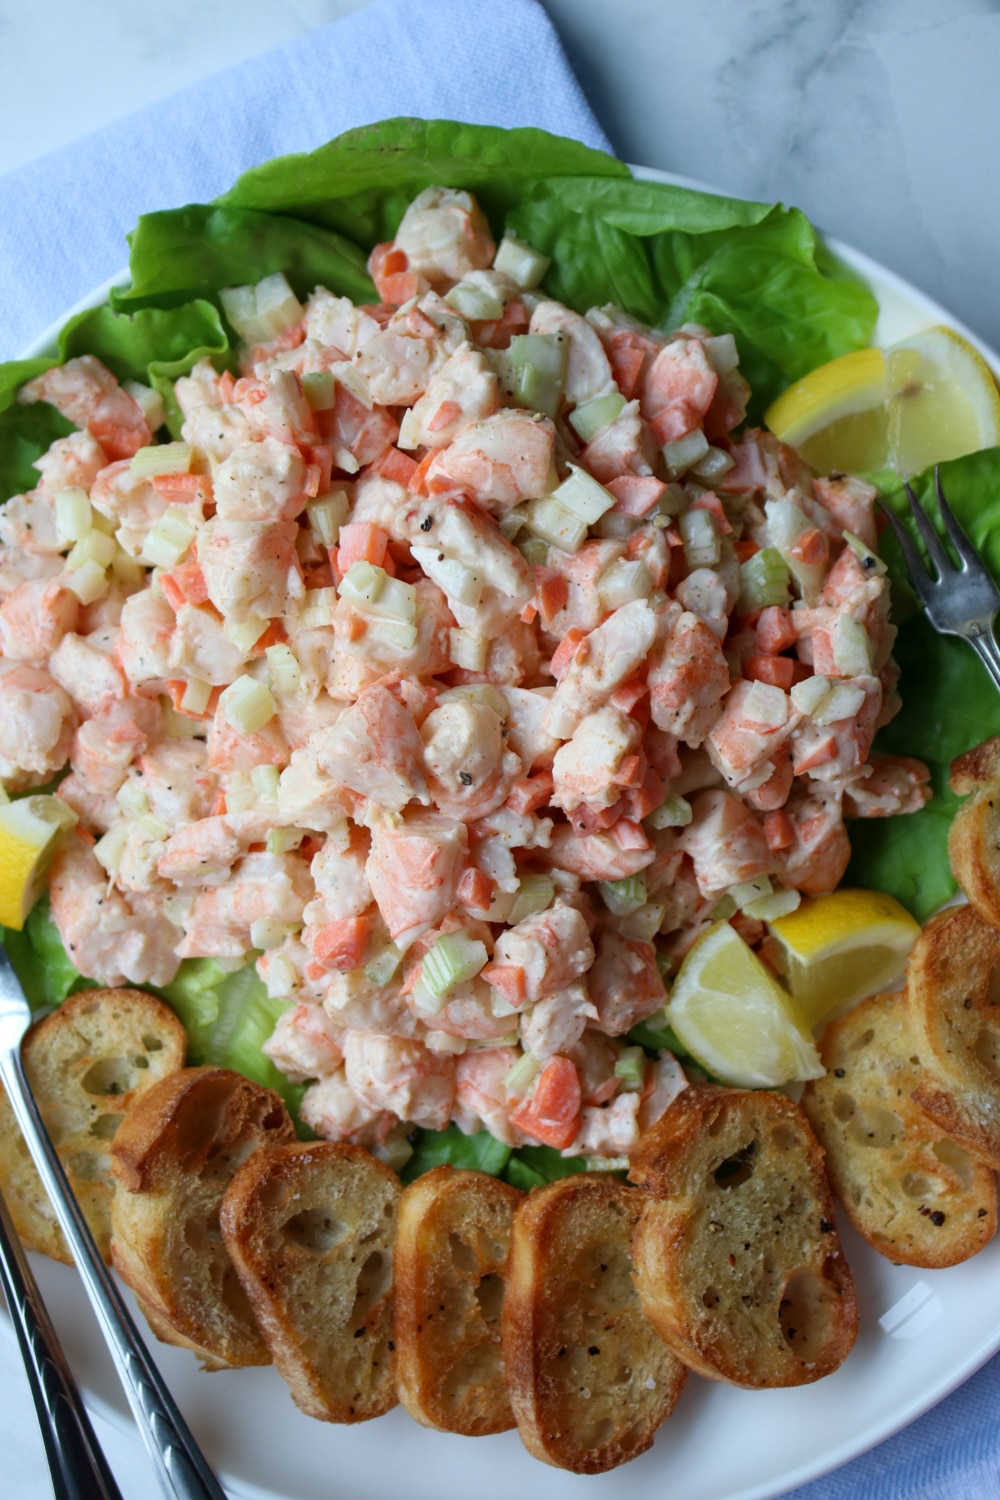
[711,894,737,920]
[745,888,801,921]
[250,918,297,950]
[223,614,268,653]
[503,1051,541,1097]
[509,334,566,419]
[371,1130,415,1173]
[162,701,206,740]
[597,874,647,916]
[110,546,145,590]
[67,528,115,571]
[663,429,709,477]
[445,280,505,321]
[221,273,303,344]
[582,1155,630,1172]
[790,674,831,718]
[362,616,418,652]
[266,643,302,696]
[331,361,373,409]
[339,560,386,608]
[410,546,484,605]
[421,932,489,999]
[843,530,887,577]
[130,442,193,479]
[742,680,789,729]
[124,379,166,432]
[551,464,615,525]
[55,487,92,544]
[302,371,336,411]
[523,496,587,554]
[252,765,280,800]
[180,678,211,715]
[702,333,740,374]
[138,813,170,840]
[738,547,791,610]
[264,954,297,999]
[266,826,304,855]
[449,627,488,671]
[116,779,149,819]
[832,615,872,675]
[508,873,555,925]
[517,534,553,567]
[729,875,773,910]
[646,794,693,830]
[620,903,667,942]
[493,233,551,289]
[499,506,528,541]
[364,942,403,987]
[424,1030,468,1055]
[141,506,195,569]
[814,680,867,726]
[568,391,626,443]
[598,557,653,610]
[679,507,720,568]
[94,822,129,876]
[614,1046,647,1092]
[64,559,108,605]
[307,490,350,547]
[218,675,277,736]
[690,446,735,482]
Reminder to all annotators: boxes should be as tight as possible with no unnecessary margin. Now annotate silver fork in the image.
[877,466,1000,692]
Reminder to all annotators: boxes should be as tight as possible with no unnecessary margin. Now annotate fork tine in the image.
[934,467,981,570]
[904,481,955,577]
[876,497,936,598]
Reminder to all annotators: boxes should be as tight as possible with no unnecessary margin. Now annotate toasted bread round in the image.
[220,1141,400,1422]
[904,904,1000,1168]
[394,1165,522,1436]
[949,734,1000,795]
[802,992,997,1267]
[629,1085,857,1388]
[948,786,1000,929]
[0,987,186,1263]
[110,1066,295,1368]
[503,1174,685,1474]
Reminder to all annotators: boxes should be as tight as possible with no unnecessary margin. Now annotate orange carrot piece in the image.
[336,522,389,575]
[510,1056,582,1151]
[311,914,372,972]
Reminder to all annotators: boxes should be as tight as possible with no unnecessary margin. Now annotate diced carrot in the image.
[756,605,797,654]
[426,400,463,434]
[162,680,220,722]
[613,754,644,789]
[790,660,812,684]
[311,914,372,972]
[609,678,647,714]
[376,446,420,487]
[217,370,236,403]
[609,344,645,401]
[624,765,666,822]
[502,298,528,329]
[731,911,764,945]
[74,824,96,846]
[249,620,288,657]
[211,789,227,817]
[159,573,186,611]
[533,566,568,626]
[549,627,587,680]
[569,801,624,835]
[151,472,209,501]
[743,653,796,690]
[607,475,667,518]
[88,419,147,462]
[506,771,554,816]
[792,735,838,774]
[610,818,650,852]
[368,241,414,301]
[788,527,829,569]
[509,1056,582,1151]
[481,963,527,1006]
[456,865,494,914]
[159,561,209,609]
[336,522,389,575]
[734,538,761,563]
[690,491,733,535]
[408,450,436,495]
[763,811,795,852]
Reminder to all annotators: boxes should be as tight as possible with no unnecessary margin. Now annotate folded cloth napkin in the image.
[0,0,610,361]
[1,2,999,1498]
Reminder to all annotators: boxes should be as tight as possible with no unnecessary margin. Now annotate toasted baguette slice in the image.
[503,1174,685,1474]
[0,987,186,1263]
[220,1141,400,1422]
[904,904,1000,1167]
[110,1066,295,1368]
[629,1085,857,1388]
[802,992,997,1267]
[394,1165,522,1436]
[948,738,1000,928]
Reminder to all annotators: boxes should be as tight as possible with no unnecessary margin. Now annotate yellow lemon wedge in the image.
[767,888,920,1029]
[665,920,823,1089]
[0,795,77,930]
[764,326,1000,477]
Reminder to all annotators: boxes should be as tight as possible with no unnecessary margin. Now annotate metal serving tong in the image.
[878,466,1000,691]
[0,949,227,1500]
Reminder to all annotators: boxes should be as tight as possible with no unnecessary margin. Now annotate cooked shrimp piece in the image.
[520,981,598,1060]
[173,358,224,415]
[489,901,594,1005]
[89,459,206,558]
[33,430,108,497]
[354,320,450,407]
[586,928,666,1034]
[300,1065,394,1146]
[0,548,64,595]
[412,497,534,636]
[276,741,355,833]
[71,695,160,794]
[552,705,640,813]
[49,832,181,986]
[20,356,151,461]
[212,437,307,522]
[650,606,728,747]
[366,811,468,948]
[156,816,242,886]
[167,601,248,685]
[789,676,882,783]
[320,962,428,1040]
[349,471,426,545]
[0,491,63,556]
[0,578,79,662]
[501,686,560,770]
[538,824,655,881]
[180,400,255,465]
[135,739,217,828]
[0,663,77,789]
[640,337,718,443]
[842,753,931,817]
[420,695,521,820]
[56,773,119,834]
[565,1093,642,1158]
[775,785,851,894]
[178,850,313,958]
[262,1002,344,1083]
[546,598,657,740]
[678,789,774,896]
[303,289,380,356]
[543,539,625,636]
[342,1031,455,1130]
[235,369,318,448]
[673,567,736,643]
[392,186,495,285]
[639,1052,689,1134]
[452,1047,528,1147]
[813,473,879,552]
[47,631,125,716]
[303,828,371,926]
[425,408,556,515]
[411,976,516,1043]
[196,518,301,621]
[315,683,428,812]
[398,341,501,449]
[528,300,615,407]
[329,581,452,694]
[707,679,800,793]
[580,399,659,482]
[117,590,176,685]
[208,713,289,775]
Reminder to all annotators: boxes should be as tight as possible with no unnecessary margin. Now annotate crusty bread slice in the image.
[502,1174,685,1474]
[109,1066,295,1369]
[629,1085,857,1388]
[904,903,1000,1168]
[0,987,186,1263]
[802,992,997,1267]
[948,738,1000,928]
[220,1141,400,1422]
[394,1165,522,1436]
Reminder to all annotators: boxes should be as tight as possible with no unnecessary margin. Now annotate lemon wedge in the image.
[765,326,1000,476]
[665,920,823,1089]
[0,795,77,930]
[767,888,920,1029]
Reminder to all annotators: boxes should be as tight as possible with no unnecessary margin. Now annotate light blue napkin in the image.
[1,1,998,1495]
[0,0,610,361]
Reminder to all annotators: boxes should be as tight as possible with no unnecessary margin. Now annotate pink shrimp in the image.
[842,754,931,818]
[813,473,879,552]
[546,598,658,740]
[519,982,598,1061]
[551,705,640,812]
[117,590,176,685]
[365,812,468,948]
[32,430,108,497]
[212,437,308,522]
[529,300,615,407]
[48,631,126,716]
[420,695,521,820]
[196,519,301,621]
[71,695,160,794]
[177,850,313,958]
[580,399,660,483]
[490,901,595,1004]
[156,816,243,886]
[392,186,495,285]
[0,664,76,789]
[315,683,429,812]
[775,785,851,894]
[20,356,151,460]
[425,409,557,516]
[678,789,774,896]
[398,342,501,449]
[342,1031,455,1130]
[647,606,730,747]
[0,578,79,662]
[538,824,655,881]
[706,679,800,793]
[586,928,666,1034]
[49,832,181,986]
[640,337,718,444]
[453,1048,528,1147]
[262,1003,344,1083]
[300,1066,395,1146]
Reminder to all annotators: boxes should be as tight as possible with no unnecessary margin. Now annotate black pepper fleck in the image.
[834,1068,845,1078]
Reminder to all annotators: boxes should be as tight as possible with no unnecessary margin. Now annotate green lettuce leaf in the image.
[0,358,74,501]
[504,1145,588,1192]
[0,894,94,1010]
[401,1124,511,1184]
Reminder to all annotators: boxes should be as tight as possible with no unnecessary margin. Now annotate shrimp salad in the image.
[0,183,930,1166]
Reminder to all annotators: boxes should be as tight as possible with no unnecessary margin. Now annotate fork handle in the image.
[0,1046,228,1500]
[965,622,1000,695]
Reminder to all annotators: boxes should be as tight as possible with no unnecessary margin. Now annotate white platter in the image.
[4,164,1000,1500]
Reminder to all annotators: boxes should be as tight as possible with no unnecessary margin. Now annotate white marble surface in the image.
[1,0,998,1495]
